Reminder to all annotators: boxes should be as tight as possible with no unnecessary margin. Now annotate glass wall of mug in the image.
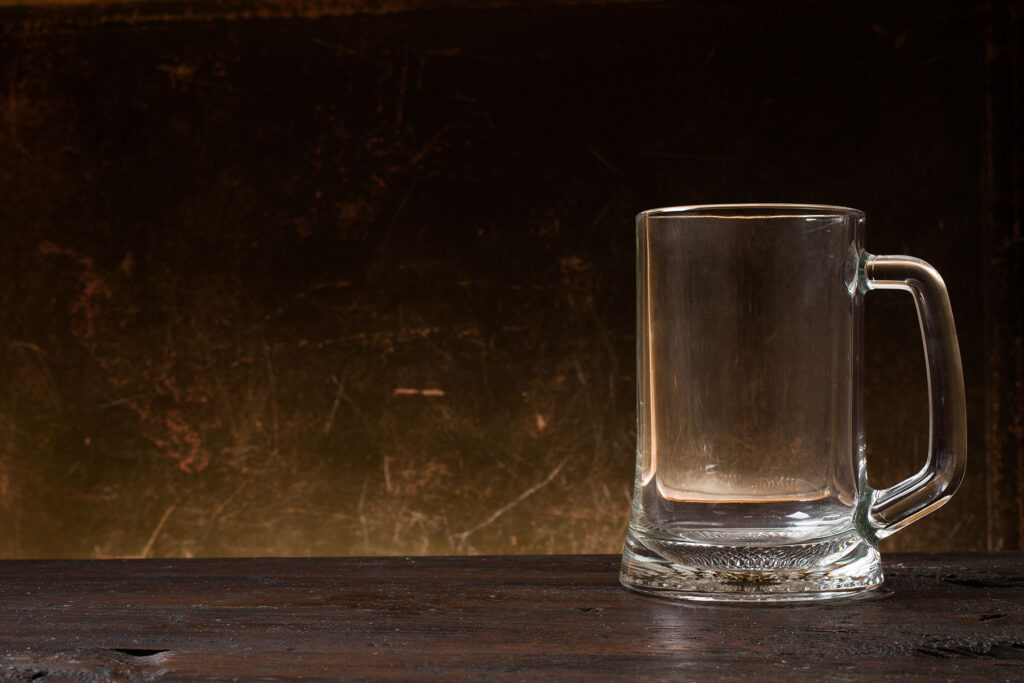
[621,204,965,601]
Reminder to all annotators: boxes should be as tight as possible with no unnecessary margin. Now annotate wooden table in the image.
[1,553,1022,680]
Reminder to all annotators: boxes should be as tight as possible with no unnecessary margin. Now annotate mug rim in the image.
[639,203,865,218]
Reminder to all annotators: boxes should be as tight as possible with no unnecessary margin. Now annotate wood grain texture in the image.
[984,0,1024,552]
[0,0,659,22]
[0,554,1022,680]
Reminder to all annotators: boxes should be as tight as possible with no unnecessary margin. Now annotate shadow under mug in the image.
[620,204,966,601]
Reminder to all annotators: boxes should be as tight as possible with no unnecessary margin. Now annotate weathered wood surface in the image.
[0,553,1022,680]
[1,0,1018,562]
[0,0,662,27]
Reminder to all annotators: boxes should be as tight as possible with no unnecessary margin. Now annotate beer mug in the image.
[620,204,966,601]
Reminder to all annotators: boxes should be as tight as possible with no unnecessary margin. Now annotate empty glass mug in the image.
[620,204,966,601]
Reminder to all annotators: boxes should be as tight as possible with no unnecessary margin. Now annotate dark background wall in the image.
[1,0,1021,558]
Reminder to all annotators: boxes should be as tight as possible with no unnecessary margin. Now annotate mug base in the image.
[620,524,883,602]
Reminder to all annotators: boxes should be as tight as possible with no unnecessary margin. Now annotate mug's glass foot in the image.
[620,525,883,602]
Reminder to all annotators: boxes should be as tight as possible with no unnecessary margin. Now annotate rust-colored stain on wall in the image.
[0,0,1020,557]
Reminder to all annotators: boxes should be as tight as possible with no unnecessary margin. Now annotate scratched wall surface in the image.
[0,1,1020,558]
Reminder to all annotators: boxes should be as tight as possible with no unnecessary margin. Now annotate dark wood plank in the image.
[0,0,661,30]
[984,0,1024,551]
[1,554,1022,680]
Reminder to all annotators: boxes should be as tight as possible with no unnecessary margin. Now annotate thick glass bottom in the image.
[620,523,883,602]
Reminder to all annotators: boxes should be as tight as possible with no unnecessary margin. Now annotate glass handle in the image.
[861,253,967,538]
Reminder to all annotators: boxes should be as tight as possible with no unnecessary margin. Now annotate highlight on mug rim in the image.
[638,203,865,220]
